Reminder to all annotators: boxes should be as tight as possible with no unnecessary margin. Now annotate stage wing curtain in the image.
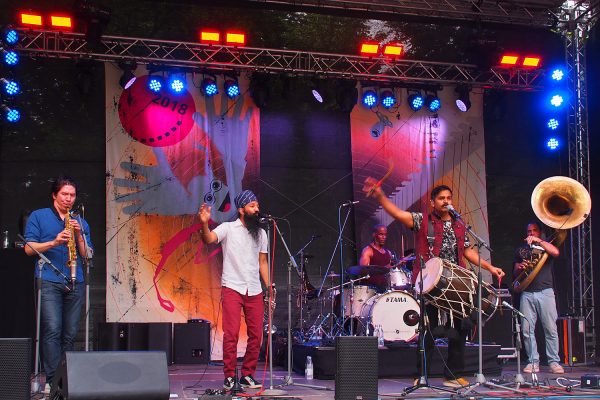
[350,86,492,276]
[105,64,260,359]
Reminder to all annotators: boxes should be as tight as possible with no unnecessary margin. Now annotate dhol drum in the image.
[335,285,377,317]
[414,257,499,322]
[359,290,420,342]
[388,267,412,290]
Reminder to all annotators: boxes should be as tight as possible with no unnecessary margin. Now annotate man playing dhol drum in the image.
[362,179,505,388]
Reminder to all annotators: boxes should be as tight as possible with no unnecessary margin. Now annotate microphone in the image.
[341,200,359,207]
[502,301,526,319]
[258,213,273,223]
[311,234,322,239]
[446,204,462,219]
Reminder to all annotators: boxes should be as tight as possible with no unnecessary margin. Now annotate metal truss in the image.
[562,1,595,363]
[217,0,564,28]
[16,28,545,90]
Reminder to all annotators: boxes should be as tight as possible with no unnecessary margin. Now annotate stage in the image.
[33,359,600,399]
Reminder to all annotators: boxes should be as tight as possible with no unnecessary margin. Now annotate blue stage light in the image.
[3,50,18,66]
[425,95,441,112]
[224,78,240,99]
[1,78,19,95]
[547,137,559,150]
[201,77,218,97]
[362,90,377,108]
[3,28,18,46]
[547,118,559,130]
[380,90,396,109]
[551,68,565,82]
[550,94,564,107]
[3,106,20,123]
[408,93,424,111]
[148,77,163,93]
[169,77,186,93]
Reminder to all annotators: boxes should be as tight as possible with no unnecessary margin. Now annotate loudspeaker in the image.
[558,316,586,365]
[173,322,211,364]
[97,323,172,363]
[0,338,32,400]
[335,336,378,400]
[51,351,170,399]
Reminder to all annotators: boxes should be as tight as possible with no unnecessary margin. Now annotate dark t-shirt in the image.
[514,245,554,292]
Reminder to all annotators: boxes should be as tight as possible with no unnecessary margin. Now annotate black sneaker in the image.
[223,376,235,390]
[239,375,262,389]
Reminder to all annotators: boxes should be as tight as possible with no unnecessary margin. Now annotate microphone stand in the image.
[75,207,93,351]
[316,203,354,336]
[18,234,71,395]
[265,219,328,391]
[446,212,520,396]
[294,235,318,339]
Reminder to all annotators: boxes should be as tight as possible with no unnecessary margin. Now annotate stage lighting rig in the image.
[201,75,218,97]
[407,90,424,111]
[118,61,137,90]
[224,75,240,99]
[424,92,441,113]
[455,85,471,112]
[380,88,397,109]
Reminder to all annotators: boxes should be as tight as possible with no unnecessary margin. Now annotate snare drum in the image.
[359,290,420,342]
[415,257,499,322]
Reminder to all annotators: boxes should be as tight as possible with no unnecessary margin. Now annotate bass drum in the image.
[359,290,420,342]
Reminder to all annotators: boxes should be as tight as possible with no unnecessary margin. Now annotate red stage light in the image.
[19,12,43,27]
[225,32,246,46]
[499,54,519,66]
[360,43,379,56]
[383,44,403,57]
[50,15,73,29]
[522,56,541,67]
[200,30,220,44]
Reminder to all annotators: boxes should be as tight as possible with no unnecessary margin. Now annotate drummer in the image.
[358,224,394,292]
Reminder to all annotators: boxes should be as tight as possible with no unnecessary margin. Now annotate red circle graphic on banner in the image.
[118,75,196,147]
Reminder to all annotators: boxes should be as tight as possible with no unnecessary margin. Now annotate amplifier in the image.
[557,316,586,366]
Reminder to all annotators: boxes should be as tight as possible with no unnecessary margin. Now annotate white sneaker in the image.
[549,362,565,374]
[523,363,539,373]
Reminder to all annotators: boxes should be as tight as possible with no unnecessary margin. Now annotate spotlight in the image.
[118,61,137,90]
[1,78,20,96]
[551,68,565,82]
[550,94,564,107]
[2,49,19,66]
[224,77,240,99]
[547,137,559,150]
[168,75,186,94]
[75,0,111,46]
[362,89,377,108]
[2,27,18,46]
[425,94,441,112]
[547,118,559,130]
[380,89,397,109]
[201,76,218,97]
[249,73,270,108]
[407,91,424,111]
[455,85,471,112]
[2,105,20,123]
[147,76,163,93]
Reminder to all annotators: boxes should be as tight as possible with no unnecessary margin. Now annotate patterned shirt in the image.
[411,212,470,265]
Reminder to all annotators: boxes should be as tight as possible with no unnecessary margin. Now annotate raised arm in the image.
[362,177,414,229]
[198,203,218,244]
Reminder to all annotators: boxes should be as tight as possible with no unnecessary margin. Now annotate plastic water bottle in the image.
[305,356,314,380]
[2,231,9,249]
[377,325,385,347]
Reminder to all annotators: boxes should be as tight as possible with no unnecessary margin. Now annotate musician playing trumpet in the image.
[363,178,504,388]
[513,222,563,374]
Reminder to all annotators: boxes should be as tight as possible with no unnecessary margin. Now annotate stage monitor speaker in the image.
[51,351,170,400]
[335,336,378,400]
[173,321,211,364]
[0,338,32,400]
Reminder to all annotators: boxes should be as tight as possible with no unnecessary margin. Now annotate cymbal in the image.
[326,272,341,278]
[346,265,389,276]
[395,255,416,265]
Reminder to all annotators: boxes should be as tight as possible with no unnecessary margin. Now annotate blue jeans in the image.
[41,281,84,383]
[520,288,559,365]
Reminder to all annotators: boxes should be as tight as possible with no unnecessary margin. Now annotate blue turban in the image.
[234,190,258,209]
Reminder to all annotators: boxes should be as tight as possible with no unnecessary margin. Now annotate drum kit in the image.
[302,256,505,344]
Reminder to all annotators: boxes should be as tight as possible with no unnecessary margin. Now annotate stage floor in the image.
[35,360,600,399]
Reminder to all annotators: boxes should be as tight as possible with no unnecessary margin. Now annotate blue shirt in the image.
[24,207,93,283]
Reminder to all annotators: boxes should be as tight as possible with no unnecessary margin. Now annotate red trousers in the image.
[221,286,264,378]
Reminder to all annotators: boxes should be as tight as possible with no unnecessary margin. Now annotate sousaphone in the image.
[512,176,591,293]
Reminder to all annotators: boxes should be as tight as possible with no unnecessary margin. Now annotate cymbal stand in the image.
[295,235,319,339]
